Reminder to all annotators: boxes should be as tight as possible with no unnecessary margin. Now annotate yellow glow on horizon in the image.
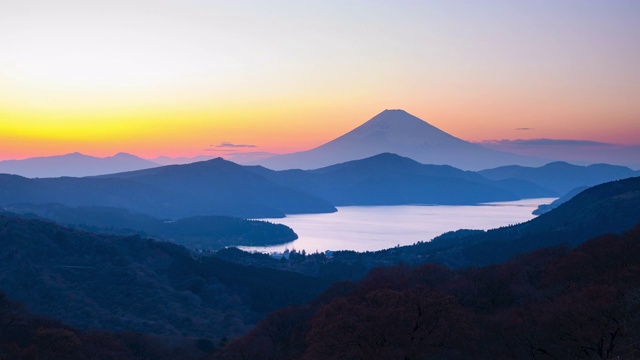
[1,1,639,162]
[0,92,374,160]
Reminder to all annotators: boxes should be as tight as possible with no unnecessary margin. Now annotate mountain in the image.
[0,214,331,340]
[2,203,298,249]
[248,153,553,205]
[478,139,640,169]
[255,109,547,170]
[0,158,336,219]
[0,152,159,178]
[0,153,552,220]
[479,161,639,194]
[96,158,336,218]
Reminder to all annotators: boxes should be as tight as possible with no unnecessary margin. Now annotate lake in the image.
[242,198,556,253]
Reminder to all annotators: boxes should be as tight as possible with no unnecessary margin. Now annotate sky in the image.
[1,0,639,160]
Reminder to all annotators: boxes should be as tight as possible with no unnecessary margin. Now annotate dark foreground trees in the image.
[0,291,216,359]
[2,226,638,359]
[217,226,640,359]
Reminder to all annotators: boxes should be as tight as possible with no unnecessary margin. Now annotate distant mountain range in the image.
[0,155,551,222]
[479,161,639,194]
[1,154,637,221]
[478,139,640,170]
[255,109,548,170]
[0,158,336,219]
[0,152,159,178]
[3,110,637,177]
[248,153,551,205]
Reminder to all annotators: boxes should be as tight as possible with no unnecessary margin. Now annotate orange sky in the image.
[1,1,639,161]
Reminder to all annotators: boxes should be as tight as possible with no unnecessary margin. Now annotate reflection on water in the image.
[242,198,556,253]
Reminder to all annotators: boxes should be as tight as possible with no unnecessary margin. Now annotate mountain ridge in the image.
[0,158,337,219]
[0,152,159,178]
[247,152,553,205]
[479,161,639,194]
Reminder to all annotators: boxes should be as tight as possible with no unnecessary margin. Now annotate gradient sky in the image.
[1,0,639,160]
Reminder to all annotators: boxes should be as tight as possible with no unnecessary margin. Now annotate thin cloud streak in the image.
[216,142,257,148]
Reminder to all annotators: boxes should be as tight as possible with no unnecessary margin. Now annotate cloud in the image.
[215,142,256,148]
[204,148,238,152]
[203,141,258,154]
[515,127,533,131]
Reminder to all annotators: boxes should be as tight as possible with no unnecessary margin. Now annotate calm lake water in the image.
[242,198,556,253]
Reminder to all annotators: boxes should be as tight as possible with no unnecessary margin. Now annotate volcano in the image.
[256,109,546,170]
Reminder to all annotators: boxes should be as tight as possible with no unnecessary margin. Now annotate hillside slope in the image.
[0,215,331,339]
[217,226,640,359]
[248,153,552,205]
[0,158,336,219]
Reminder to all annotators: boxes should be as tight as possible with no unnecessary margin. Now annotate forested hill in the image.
[0,215,331,340]
[420,175,640,267]
[216,225,640,359]
[2,203,298,249]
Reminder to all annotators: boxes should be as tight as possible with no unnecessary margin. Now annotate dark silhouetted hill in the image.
[248,153,553,205]
[0,158,336,219]
[2,203,297,249]
[0,215,331,340]
[96,158,337,218]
